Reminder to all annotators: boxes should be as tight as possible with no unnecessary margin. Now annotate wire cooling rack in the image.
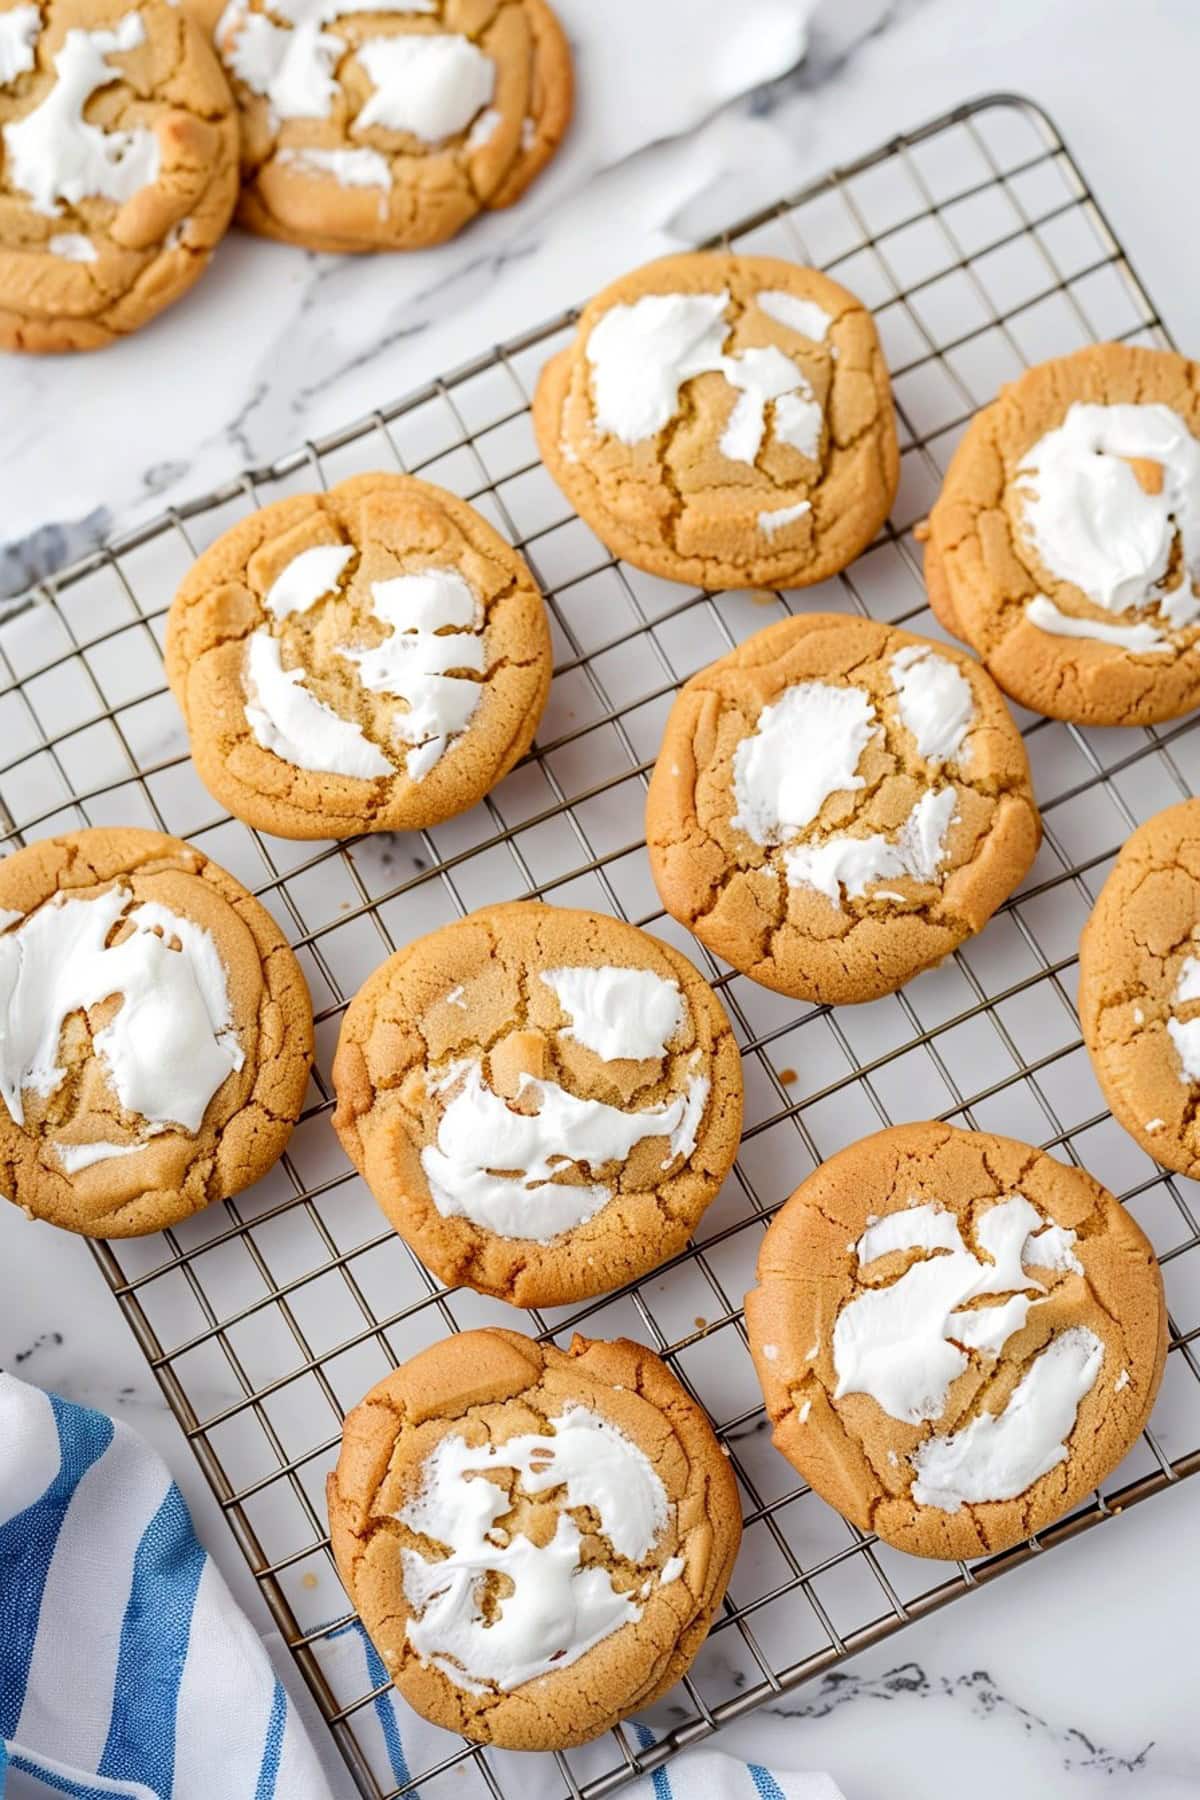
[3,91,1199,1800]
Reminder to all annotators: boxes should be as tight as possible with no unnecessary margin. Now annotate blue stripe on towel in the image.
[327,1620,410,1788]
[0,1396,113,1738]
[254,1679,288,1800]
[4,1749,145,1799]
[749,1765,787,1800]
[96,1484,205,1795]
[634,1723,672,1800]
[362,1631,409,1789]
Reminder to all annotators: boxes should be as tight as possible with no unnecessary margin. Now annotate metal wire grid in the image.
[2,90,1199,1800]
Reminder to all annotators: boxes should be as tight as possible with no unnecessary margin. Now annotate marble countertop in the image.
[4,0,1200,1795]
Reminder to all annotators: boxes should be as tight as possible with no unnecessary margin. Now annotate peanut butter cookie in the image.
[327,1328,741,1748]
[201,0,572,252]
[924,343,1200,725]
[533,251,898,590]
[646,613,1040,1005]
[0,826,313,1236]
[746,1122,1166,1560]
[0,0,239,351]
[331,901,743,1307]
[1079,798,1200,1176]
[166,472,552,840]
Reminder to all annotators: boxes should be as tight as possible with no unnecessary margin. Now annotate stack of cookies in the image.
[0,0,573,348]
[3,233,1193,1751]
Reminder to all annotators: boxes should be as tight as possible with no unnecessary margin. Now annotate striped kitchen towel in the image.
[0,1372,332,1800]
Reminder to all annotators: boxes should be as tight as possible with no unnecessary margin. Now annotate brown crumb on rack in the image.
[779,1068,798,1086]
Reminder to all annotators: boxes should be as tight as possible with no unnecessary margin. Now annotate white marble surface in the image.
[4,0,1200,1795]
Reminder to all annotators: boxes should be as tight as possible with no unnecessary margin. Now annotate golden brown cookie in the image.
[645,613,1040,1005]
[0,826,313,1237]
[745,1122,1166,1561]
[923,343,1200,725]
[1079,798,1200,1176]
[532,251,898,590]
[327,1328,741,1748]
[0,0,239,352]
[332,901,743,1308]
[201,0,572,253]
[165,472,552,840]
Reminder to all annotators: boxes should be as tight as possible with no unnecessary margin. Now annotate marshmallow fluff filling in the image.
[1166,953,1200,1082]
[242,548,490,784]
[583,287,828,524]
[398,1405,675,1695]
[729,649,975,909]
[0,886,245,1171]
[831,1195,1103,1513]
[419,963,710,1244]
[1015,401,1200,655]
[1,12,160,219]
[215,0,496,196]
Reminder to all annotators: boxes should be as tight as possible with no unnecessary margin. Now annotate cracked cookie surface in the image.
[745,1122,1166,1560]
[0,826,313,1237]
[1079,798,1200,1176]
[0,0,239,351]
[194,0,572,252]
[327,1328,741,1748]
[924,343,1200,725]
[331,900,743,1307]
[645,613,1040,1005]
[165,471,552,840]
[532,251,898,590]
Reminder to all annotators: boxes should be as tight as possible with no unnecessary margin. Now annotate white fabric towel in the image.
[0,1373,332,1799]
